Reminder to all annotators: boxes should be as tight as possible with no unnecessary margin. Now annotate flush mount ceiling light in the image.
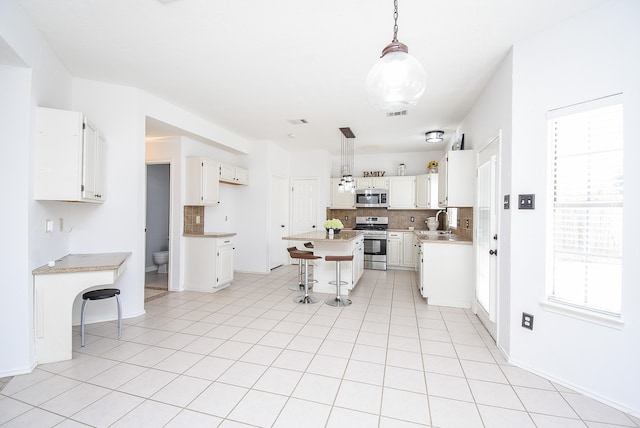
[425,130,444,143]
[338,127,356,193]
[366,0,427,114]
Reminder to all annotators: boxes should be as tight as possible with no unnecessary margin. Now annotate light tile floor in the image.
[2,266,638,427]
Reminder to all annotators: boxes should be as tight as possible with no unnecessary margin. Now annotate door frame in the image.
[145,160,174,292]
[473,131,502,341]
[269,174,290,269]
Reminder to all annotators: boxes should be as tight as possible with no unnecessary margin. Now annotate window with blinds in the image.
[548,95,623,316]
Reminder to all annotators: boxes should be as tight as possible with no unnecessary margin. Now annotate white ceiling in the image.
[17,0,605,154]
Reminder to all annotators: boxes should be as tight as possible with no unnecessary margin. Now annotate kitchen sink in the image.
[417,230,450,236]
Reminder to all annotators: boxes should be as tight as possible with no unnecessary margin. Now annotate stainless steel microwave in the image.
[355,189,388,208]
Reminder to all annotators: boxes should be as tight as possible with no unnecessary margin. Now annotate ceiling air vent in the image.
[386,110,407,117]
[287,119,309,125]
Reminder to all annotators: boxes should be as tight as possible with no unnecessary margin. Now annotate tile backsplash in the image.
[183,206,204,235]
[326,207,474,240]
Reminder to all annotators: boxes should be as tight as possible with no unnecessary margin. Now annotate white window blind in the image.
[549,96,623,316]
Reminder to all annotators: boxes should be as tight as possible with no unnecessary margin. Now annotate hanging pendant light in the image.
[338,127,355,194]
[366,0,426,114]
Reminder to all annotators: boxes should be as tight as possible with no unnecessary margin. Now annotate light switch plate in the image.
[518,194,535,209]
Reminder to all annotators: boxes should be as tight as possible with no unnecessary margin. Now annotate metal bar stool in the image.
[325,255,353,307]
[287,246,314,291]
[81,288,122,347]
[289,252,321,304]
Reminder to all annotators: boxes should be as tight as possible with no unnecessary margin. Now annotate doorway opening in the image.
[145,163,171,300]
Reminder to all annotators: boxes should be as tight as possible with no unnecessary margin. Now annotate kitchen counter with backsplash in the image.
[183,232,236,238]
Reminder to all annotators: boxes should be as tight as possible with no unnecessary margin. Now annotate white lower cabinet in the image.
[419,242,473,308]
[351,235,365,287]
[388,232,417,269]
[184,236,234,292]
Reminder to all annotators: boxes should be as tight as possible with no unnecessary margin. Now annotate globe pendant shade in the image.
[366,50,426,113]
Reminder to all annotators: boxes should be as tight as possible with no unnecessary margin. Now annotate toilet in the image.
[153,250,169,274]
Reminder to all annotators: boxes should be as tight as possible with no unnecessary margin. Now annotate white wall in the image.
[1,0,74,376]
[509,0,639,414]
[457,50,513,355]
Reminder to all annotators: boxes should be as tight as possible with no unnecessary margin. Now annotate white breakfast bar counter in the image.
[283,230,364,295]
[32,252,131,364]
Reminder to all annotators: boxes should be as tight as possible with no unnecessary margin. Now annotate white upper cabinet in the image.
[415,173,438,209]
[35,107,106,203]
[185,157,220,206]
[355,177,389,189]
[330,178,356,209]
[438,150,476,207]
[388,176,416,209]
[219,163,249,185]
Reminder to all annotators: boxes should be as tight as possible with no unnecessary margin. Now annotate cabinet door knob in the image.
[489,249,498,256]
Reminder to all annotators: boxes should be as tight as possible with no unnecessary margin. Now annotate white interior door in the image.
[475,134,500,339]
[291,178,318,235]
[270,175,289,269]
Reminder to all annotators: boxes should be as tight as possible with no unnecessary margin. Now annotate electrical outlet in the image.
[522,312,534,330]
[45,219,53,233]
[504,194,510,209]
[344,215,349,221]
[410,216,415,222]
[196,215,201,224]
[518,194,535,209]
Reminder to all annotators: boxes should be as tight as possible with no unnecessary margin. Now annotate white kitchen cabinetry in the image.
[387,232,402,266]
[388,232,417,268]
[330,178,356,209]
[419,242,473,307]
[402,232,416,267]
[184,236,235,292]
[416,173,438,209]
[438,150,476,207]
[185,157,220,206]
[219,163,249,185]
[351,234,365,287]
[388,176,416,209]
[35,107,106,203]
[356,177,389,189]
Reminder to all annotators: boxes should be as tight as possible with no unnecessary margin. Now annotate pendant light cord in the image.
[392,0,399,43]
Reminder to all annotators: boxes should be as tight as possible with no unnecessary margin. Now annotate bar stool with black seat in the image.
[287,246,314,292]
[325,255,353,307]
[80,288,122,347]
[289,251,321,304]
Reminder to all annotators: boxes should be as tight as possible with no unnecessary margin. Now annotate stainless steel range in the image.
[354,216,388,270]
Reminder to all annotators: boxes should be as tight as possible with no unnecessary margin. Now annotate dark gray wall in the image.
[145,164,170,269]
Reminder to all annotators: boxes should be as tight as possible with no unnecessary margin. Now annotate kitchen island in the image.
[283,230,364,295]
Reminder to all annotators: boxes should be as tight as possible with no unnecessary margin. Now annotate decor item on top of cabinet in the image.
[324,218,344,234]
[398,163,406,176]
[428,160,438,173]
[452,133,465,151]
[363,171,386,177]
[35,107,106,203]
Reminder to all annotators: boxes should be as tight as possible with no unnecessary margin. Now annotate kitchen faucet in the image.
[436,209,450,233]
